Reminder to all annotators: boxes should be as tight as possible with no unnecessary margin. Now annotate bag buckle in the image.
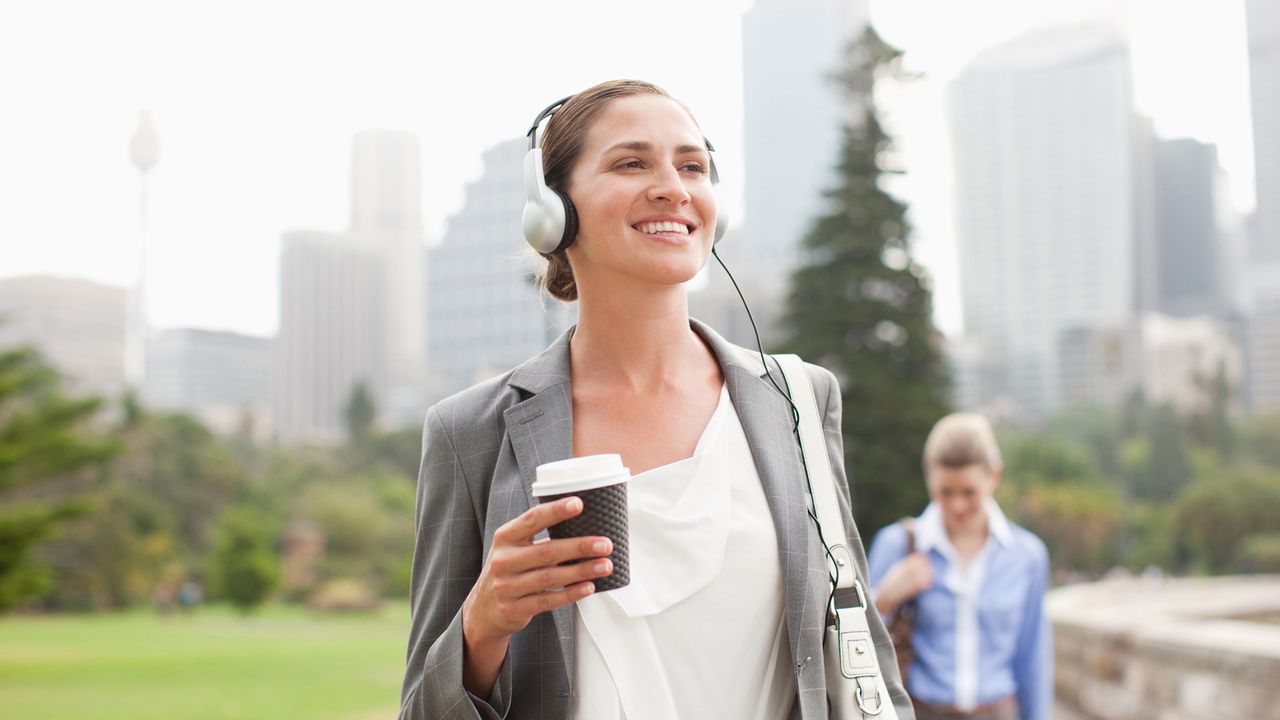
[855,676,885,716]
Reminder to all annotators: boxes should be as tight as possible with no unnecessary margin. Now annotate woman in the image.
[868,414,1051,720]
[399,80,911,720]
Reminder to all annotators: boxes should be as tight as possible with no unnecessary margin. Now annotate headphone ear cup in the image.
[556,189,579,252]
[522,148,572,254]
[713,208,728,244]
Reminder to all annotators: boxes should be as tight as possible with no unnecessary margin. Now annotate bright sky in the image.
[0,0,1254,338]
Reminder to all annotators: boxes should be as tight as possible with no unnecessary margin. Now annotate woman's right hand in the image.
[874,552,934,616]
[460,496,615,697]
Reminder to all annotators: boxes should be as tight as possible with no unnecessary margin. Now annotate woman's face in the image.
[564,94,717,294]
[926,463,998,536]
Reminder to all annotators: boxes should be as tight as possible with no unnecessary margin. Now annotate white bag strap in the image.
[776,354,900,720]
[774,354,855,590]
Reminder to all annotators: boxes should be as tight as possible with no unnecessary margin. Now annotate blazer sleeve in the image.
[811,363,916,719]
[399,405,513,720]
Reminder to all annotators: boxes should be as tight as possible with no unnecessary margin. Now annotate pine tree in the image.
[0,345,119,611]
[776,26,951,537]
[344,381,376,445]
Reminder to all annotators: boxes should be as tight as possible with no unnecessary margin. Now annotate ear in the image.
[988,464,1003,492]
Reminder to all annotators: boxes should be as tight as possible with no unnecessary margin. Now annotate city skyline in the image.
[0,0,1255,340]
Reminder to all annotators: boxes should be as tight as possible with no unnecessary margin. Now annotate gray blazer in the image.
[399,319,912,720]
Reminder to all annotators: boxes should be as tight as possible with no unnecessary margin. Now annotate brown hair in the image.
[532,79,682,302]
[922,413,1003,472]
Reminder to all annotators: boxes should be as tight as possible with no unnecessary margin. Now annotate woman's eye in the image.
[616,160,644,170]
[681,162,708,175]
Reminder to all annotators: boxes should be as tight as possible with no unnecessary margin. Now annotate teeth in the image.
[636,221,690,235]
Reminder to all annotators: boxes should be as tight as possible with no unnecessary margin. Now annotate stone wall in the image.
[1048,575,1280,719]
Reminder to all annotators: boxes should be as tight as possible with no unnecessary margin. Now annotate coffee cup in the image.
[532,454,630,592]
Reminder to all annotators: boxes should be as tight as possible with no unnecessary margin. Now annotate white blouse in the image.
[569,385,796,719]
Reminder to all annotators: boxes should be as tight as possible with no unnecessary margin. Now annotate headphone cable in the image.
[709,246,843,623]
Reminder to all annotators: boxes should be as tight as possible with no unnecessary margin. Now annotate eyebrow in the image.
[603,141,708,156]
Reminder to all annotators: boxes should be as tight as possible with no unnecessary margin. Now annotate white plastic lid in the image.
[532,453,630,496]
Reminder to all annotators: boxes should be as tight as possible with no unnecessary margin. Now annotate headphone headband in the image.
[526,96,574,151]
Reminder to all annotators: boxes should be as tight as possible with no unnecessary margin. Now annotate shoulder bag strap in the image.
[773,353,854,589]
[774,354,900,720]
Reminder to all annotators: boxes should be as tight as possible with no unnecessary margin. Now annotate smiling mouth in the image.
[634,221,692,235]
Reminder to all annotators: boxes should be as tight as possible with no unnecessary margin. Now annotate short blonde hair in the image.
[922,413,1003,472]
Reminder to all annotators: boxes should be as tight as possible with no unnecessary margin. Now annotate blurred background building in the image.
[0,275,127,400]
[143,328,273,438]
[1152,139,1243,318]
[273,132,430,442]
[947,24,1147,418]
[1247,0,1279,272]
[348,131,430,428]
[1244,0,1280,414]
[426,138,575,398]
[274,230,385,443]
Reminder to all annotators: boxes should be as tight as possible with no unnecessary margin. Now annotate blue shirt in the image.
[867,501,1052,720]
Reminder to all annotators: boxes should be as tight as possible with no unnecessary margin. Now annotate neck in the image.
[570,280,709,393]
[946,515,989,546]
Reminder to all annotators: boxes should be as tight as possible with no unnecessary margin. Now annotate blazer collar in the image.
[502,317,812,683]
[505,317,768,395]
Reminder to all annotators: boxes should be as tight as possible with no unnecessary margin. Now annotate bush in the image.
[1241,534,1280,573]
[1175,469,1280,573]
[209,508,279,613]
[1003,479,1124,573]
[306,578,384,613]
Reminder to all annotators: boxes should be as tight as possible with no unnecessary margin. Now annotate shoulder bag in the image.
[775,354,900,720]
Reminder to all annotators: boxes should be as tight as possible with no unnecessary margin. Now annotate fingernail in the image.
[580,583,595,596]
[566,497,582,512]
[592,540,608,554]
[595,560,611,574]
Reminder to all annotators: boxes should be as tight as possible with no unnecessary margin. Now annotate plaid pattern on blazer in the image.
[398,319,913,720]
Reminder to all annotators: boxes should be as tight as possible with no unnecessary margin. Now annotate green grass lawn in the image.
[0,603,410,720]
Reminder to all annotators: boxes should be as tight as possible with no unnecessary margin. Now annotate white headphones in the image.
[521,95,728,255]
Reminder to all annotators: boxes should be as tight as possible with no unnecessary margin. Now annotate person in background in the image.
[868,413,1051,720]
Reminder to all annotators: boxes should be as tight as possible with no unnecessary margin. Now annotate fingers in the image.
[501,557,614,599]
[509,580,599,618]
[494,497,584,545]
[477,557,614,637]
[498,535,614,575]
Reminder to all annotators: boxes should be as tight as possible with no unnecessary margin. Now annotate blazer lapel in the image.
[503,330,578,683]
[693,321,817,671]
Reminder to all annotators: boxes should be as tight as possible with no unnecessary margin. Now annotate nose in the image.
[647,164,691,206]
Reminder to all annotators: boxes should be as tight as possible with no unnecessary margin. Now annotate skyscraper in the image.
[1247,0,1280,269]
[275,231,385,442]
[427,138,574,396]
[1152,139,1241,317]
[0,275,127,399]
[735,0,869,345]
[144,328,272,436]
[948,24,1146,417]
[348,131,429,424]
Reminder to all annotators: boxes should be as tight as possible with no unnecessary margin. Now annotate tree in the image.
[344,381,376,445]
[776,26,950,535]
[1001,480,1124,573]
[1002,433,1095,484]
[209,506,280,613]
[1126,404,1193,502]
[1175,469,1280,573]
[0,346,118,611]
[1188,360,1235,462]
